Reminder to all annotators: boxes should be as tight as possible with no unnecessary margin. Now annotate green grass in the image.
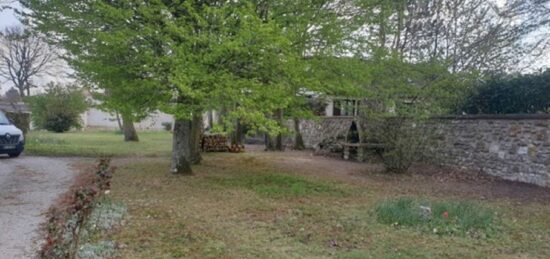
[25,130,172,157]
[376,197,496,237]
[209,173,348,198]
[109,154,550,258]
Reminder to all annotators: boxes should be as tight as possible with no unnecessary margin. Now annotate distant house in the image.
[80,92,220,130]
[0,101,31,114]
[0,101,32,133]
[324,97,364,117]
[81,108,175,131]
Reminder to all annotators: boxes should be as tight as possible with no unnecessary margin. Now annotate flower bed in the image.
[40,158,123,258]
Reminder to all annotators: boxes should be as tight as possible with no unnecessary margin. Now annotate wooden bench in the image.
[340,142,385,162]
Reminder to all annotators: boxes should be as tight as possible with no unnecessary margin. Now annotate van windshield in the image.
[0,111,10,125]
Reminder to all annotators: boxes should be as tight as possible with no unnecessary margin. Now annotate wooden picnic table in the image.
[340,142,385,162]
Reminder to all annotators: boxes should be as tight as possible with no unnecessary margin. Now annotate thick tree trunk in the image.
[293,118,305,150]
[121,113,139,142]
[231,119,244,145]
[275,133,283,151]
[264,133,276,151]
[171,119,193,175]
[265,110,284,151]
[189,114,203,165]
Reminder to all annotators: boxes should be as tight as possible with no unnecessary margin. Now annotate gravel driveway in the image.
[0,156,79,258]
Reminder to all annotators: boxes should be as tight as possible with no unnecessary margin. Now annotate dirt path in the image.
[0,156,80,258]
[245,147,550,204]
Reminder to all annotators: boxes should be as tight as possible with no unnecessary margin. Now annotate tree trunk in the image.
[265,133,276,151]
[171,118,193,175]
[189,113,203,165]
[121,113,139,142]
[231,119,244,145]
[275,109,284,151]
[293,118,305,150]
[115,111,123,131]
[265,110,284,151]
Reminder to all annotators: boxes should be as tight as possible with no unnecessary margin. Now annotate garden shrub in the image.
[369,118,434,174]
[26,82,88,133]
[40,158,118,258]
[375,197,497,237]
[5,111,30,134]
[161,122,173,131]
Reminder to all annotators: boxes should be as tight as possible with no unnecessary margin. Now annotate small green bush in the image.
[375,197,496,237]
[370,118,434,174]
[5,112,31,134]
[161,122,173,131]
[26,83,88,133]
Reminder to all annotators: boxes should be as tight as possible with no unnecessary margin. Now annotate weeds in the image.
[375,197,497,237]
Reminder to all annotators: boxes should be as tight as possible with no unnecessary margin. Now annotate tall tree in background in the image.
[351,0,550,73]
[0,0,15,10]
[0,26,57,96]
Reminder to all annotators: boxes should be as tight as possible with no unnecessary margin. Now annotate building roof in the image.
[0,101,31,114]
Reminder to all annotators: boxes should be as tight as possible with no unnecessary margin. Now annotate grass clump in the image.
[211,173,347,198]
[376,197,497,237]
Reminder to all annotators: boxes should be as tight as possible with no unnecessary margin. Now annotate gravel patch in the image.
[0,156,82,258]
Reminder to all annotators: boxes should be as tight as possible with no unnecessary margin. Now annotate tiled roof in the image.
[0,101,31,113]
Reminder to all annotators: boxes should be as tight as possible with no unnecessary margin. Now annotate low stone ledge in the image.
[433,114,550,121]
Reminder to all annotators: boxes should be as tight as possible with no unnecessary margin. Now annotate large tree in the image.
[249,0,357,150]
[21,0,306,174]
[0,26,57,96]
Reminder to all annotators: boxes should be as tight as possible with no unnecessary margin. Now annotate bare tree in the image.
[0,26,57,96]
[0,0,16,10]
[352,0,550,73]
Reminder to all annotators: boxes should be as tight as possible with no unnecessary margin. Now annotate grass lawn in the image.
[25,130,172,157]
[109,152,550,258]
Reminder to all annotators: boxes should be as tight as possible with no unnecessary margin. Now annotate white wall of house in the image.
[325,100,335,117]
[81,108,174,130]
[81,108,220,131]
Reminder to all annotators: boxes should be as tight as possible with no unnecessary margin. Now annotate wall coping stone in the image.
[432,114,550,120]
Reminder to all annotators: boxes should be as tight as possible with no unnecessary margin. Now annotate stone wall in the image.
[286,117,358,149]
[430,115,550,187]
[293,115,550,187]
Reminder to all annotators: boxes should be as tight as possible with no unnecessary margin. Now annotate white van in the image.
[0,110,25,157]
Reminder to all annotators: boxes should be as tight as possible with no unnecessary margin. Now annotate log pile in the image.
[201,134,229,152]
[228,144,245,153]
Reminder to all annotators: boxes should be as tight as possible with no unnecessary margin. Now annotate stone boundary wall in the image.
[288,117,356,149]
[430,115,550,187]
[292,115,550,187]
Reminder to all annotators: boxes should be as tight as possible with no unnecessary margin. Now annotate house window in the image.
[333,101,342,116]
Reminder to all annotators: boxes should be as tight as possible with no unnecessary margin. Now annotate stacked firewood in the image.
[201,134,229,152]
[228,144,245,153]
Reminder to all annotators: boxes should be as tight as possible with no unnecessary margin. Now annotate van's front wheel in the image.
[8,152,21,158]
